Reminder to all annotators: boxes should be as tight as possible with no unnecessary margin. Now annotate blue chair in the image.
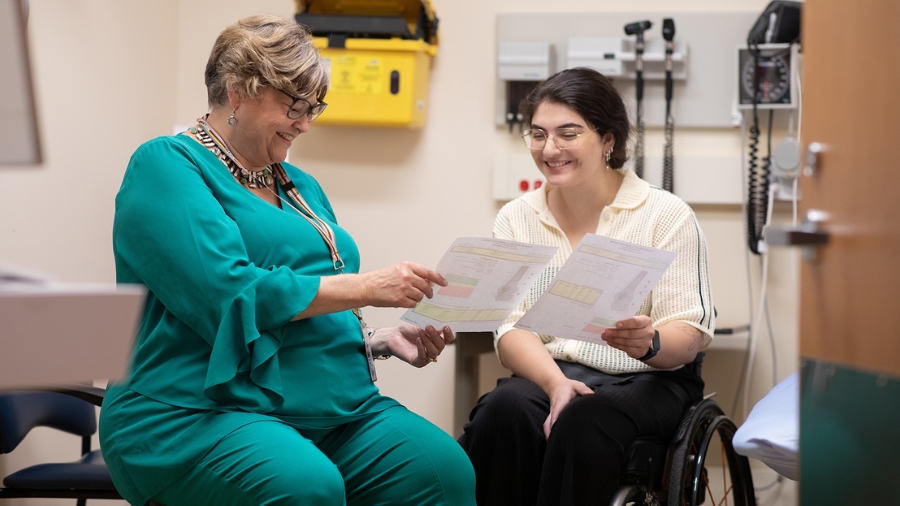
[0,386,122,505]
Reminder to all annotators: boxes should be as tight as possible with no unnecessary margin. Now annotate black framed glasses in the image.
[522,127,599,150]
[278,89,327,121]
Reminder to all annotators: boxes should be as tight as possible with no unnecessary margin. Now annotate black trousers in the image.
[457,361,704,506]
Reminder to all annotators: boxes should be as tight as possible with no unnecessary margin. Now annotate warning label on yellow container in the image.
[325,56,384,96]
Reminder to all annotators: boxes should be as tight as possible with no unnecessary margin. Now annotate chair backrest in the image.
[0,391,96,454]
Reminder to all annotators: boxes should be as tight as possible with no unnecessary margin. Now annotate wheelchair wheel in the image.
[665,398,756,506]
[609,484,645,506]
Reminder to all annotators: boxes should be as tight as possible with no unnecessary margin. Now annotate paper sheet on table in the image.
[514,234,676,344]
[401,237,557,332]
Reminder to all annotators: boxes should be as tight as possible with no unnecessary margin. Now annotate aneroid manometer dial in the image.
[737,44,795,109]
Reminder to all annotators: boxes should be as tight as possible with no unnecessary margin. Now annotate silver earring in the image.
[227,109,237,126]
[605,150,611,170]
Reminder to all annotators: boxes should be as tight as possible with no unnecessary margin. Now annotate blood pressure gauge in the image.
[737,44,797,109]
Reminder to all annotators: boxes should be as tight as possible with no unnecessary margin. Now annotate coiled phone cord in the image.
[745,46,774,255]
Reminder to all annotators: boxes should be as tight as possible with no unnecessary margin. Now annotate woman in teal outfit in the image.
[99,15,475,506]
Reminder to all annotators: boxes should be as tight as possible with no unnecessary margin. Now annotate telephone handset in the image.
[745,1,802,255]
[747,1,801,46]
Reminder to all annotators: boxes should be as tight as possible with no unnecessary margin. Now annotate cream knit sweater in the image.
[494,169,715,374]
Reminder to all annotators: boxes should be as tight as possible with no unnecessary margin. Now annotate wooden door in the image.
[798,1,900,504]
[799,0,900,375]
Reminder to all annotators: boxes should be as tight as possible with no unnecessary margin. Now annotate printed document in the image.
[514,234,676,344]
[401,237,557,332]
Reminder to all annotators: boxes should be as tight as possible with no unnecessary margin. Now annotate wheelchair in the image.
[610,353,756,506]
[455,335,756,505]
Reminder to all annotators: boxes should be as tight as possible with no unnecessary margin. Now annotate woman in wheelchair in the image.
[458,67,715,506]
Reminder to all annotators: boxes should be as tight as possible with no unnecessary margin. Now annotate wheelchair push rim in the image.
[668,399,756,506]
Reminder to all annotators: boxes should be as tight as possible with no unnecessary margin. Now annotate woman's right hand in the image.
[361,261,447,308]
[293,262,446,321]
[543,378,594,440]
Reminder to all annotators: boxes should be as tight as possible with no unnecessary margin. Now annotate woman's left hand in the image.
[371,324,455,367]
[601,315,655,360]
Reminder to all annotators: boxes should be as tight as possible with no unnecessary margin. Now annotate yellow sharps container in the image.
[294,0,439,128]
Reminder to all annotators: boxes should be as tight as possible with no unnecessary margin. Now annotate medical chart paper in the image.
[514,234,676,344]
[401,237,557,332]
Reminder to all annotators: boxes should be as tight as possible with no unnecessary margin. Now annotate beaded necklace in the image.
[192,117,274,189]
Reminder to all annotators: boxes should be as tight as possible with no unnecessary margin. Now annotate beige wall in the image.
[0,1,797,504]
[0,2,179,505]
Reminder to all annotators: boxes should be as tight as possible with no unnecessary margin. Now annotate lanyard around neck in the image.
[271,163,345,272]
[191,119,346,272]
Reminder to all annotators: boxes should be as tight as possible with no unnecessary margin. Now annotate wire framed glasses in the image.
[522,127,599,150]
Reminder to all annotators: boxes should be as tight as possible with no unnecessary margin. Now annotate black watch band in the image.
[637,329,660,361]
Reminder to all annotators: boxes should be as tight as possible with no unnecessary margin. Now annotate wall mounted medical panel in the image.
[496,11,760,128]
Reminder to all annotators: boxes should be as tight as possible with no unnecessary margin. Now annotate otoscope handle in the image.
[664,46,674,102]
[663,18,676,103]
[636,73,644,102]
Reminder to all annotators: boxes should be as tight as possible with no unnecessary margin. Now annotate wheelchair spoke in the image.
[709,443,738,506]
[718,483,736,506]
[703,463,715,505]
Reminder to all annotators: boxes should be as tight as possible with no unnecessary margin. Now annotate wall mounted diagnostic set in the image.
[496,18,689,136]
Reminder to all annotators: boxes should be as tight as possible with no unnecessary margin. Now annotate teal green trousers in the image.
[153,405,475,506]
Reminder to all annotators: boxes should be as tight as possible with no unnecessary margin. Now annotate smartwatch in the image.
[637,330,660,361]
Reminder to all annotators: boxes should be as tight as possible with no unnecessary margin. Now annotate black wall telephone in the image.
[747,1,801,46]
[745,1,802,255]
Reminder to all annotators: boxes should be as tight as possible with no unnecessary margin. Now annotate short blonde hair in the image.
[205,14,328,108]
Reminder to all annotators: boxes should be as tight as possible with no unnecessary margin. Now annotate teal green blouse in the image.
[101,134,396,503]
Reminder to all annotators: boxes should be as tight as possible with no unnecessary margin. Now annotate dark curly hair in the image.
[519,67,630,170]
